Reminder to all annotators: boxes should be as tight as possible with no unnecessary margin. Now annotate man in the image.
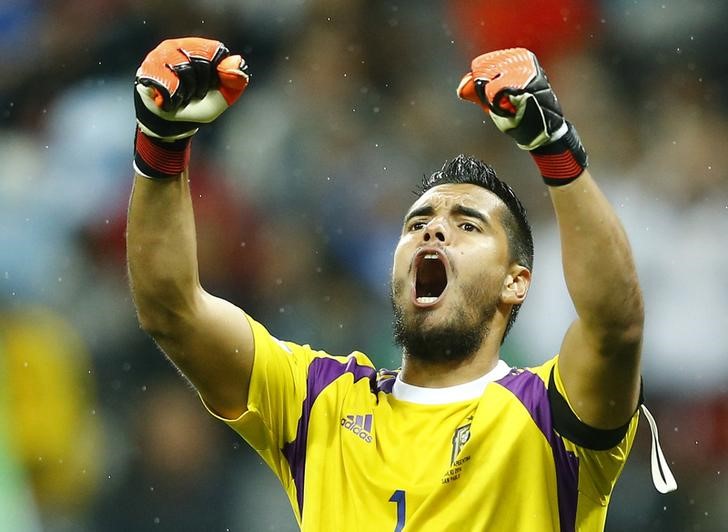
[127,38,675,531]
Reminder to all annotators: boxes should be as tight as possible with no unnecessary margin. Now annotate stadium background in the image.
[1,0,727,530]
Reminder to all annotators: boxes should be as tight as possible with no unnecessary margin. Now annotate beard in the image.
[390,277,500,365]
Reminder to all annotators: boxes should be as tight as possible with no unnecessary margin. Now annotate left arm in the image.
[457,48,642,428]
[549,170,642,428]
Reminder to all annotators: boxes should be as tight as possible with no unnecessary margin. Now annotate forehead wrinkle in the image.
[407,186,501,226]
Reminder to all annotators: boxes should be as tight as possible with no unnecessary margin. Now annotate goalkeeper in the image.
[127,38,675,531]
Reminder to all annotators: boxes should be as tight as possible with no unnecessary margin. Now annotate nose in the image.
[423,218,447,243]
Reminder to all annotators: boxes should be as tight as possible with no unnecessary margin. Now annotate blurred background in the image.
[1,0,726,530]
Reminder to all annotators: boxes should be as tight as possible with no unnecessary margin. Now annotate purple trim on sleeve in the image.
[497,370,579,532]
[281,356,376,518]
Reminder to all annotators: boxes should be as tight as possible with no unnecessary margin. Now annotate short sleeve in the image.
[546,357,639,505]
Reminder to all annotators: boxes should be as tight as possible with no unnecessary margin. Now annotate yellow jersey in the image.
[206,314,639,531]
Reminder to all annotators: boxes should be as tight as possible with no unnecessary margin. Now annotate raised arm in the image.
[127,38,254,419]
[547,170,642,428]
[458,49,642,429]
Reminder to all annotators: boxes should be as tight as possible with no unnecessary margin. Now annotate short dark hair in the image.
[419,154,534,340]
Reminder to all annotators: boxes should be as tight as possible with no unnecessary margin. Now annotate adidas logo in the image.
[341,414,374,443]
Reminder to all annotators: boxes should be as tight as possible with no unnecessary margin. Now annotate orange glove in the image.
[133,37,249,179]
[458,48,587,186]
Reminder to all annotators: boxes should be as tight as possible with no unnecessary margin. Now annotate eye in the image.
[409,221,427,232]
[460,222,479,232]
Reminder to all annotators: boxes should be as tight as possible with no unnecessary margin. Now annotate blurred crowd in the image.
[1,0,727,530]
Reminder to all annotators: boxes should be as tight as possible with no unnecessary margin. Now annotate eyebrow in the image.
[403,203,490,226]
[451,204,490,226]
[403,204,435,224]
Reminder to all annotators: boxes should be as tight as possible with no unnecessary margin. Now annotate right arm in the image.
[126,38,253,419]
[127,170,253,420]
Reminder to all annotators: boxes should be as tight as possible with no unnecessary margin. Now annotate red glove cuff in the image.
[530,123,588,186]
[133,128,191,179]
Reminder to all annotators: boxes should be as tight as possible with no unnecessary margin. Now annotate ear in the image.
[501,265,531,305]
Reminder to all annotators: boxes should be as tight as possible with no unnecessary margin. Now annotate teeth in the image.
[417,296,438,304]
[424,254,439,259]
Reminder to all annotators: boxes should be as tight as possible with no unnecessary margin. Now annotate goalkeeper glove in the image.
[133,37,249,179]
[457,48,587,186]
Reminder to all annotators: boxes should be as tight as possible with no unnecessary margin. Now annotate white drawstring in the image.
[640,405,678,493]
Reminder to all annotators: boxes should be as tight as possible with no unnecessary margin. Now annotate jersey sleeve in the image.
[535,356,640,507]
[200,314,323,492]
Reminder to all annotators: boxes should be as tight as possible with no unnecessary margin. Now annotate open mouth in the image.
[413,250,449,306]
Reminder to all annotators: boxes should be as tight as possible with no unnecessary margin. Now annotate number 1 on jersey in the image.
[389,489,406,532]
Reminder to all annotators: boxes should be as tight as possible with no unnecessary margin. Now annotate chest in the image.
[307,386,553,490]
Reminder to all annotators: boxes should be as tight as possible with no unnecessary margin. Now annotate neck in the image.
[399,339,501,388]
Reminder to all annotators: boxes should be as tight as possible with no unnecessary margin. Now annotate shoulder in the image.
[517,354,639,451]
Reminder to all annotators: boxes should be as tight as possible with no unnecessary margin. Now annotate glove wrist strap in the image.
[134,128,191,179]
[530,123,588,186]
